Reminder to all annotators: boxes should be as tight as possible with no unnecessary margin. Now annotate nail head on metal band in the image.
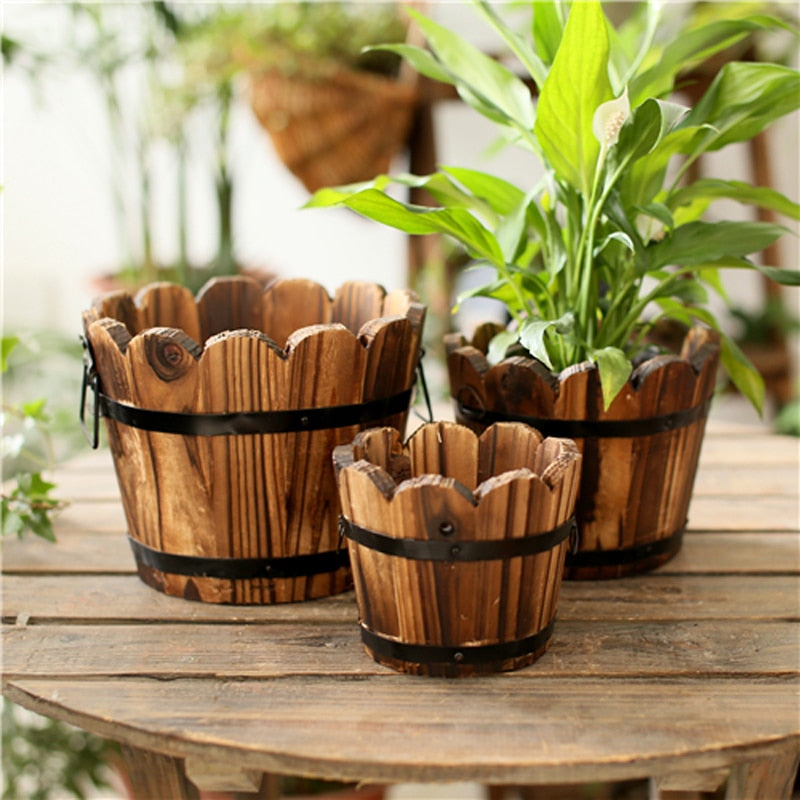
[340,516,575,562]
[360,617,556,667]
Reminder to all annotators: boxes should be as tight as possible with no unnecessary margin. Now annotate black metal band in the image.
[340,516,575,562]
[455,398,711,439]
[565,525,685,568]
[100,387,412,437]
[128,535,349,580]
[361,617,556,667]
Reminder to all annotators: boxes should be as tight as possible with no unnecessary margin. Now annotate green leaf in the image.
[473,0,549,89]
[590,346,632,409]
[407,7,535,131]
[680,62,800,152]
[367,43,452,84]
[620,125,703,209]
[534,1,613,196]
[519,318,555,368]
[668,179,800,221]
[647,273,709,305]
[22,398,48,420]
[486,329,519,366]
[616,98,689,164]
[307,186,505,265]
[643,220,788,272]
[443,166,526,216]
[630,16,792,104]
[721,333,765,415]
[531,1,564,66]
[1,335,19,373]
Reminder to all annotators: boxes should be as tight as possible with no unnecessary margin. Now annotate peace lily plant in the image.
[308,0,800,410]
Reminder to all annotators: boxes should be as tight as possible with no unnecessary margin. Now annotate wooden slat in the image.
[688,496,799,532]
[693,465,799,497]
[2,619,797,680]
[4,676,797,786]
[2,574,797,623]
[698,434,799,467]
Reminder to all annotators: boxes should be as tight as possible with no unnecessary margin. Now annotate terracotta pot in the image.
[81,276,425,603]
[335,422,581,677]
[444,325,721,579]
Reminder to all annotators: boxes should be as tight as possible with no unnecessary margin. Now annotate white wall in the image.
[3,2,798,347]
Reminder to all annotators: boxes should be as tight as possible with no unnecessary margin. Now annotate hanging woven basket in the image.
[249,60,417,193]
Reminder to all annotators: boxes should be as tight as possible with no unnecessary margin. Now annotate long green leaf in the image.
[307,187,505,266]
[443,167,527,216]
[368,43,453,84]
[668,179,800,221]
[535,1,613,196]
[720,333,765,415]
[680,62,800,152]
[630,16,793,103]
[642,220,788,271]
[407,8,535,131]
[472,0,549,89]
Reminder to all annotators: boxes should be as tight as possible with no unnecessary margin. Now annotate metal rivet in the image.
[439,521,455,536]
[450,544,461,559]
[300,415,310,427]
[453,651,464,663]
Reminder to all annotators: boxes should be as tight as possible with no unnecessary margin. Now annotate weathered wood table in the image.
[2,417,799,799]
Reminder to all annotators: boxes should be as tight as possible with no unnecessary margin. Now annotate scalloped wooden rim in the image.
[334,422,582,506]
[85,276,425,362]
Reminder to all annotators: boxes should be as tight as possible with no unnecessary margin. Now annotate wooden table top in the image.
[2,416,799,796]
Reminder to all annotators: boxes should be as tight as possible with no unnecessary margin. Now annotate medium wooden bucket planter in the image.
[334,421,581,677]
[81,276,425,604]
[445,325,721,580]
[249,62,417,193]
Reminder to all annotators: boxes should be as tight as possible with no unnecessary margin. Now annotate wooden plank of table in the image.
[693,465,799,496]
[3,619,797,680]
[698,433,799,467]
[688,495,799,531]
[4,675,797,786]
[2,574,797,623]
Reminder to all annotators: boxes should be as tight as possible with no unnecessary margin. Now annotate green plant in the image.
[1,336,67,541]
[2,699,119,800]
[231,1,407,76]
[308,0,800,410]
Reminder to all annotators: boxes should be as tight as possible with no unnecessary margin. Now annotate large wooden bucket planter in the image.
[445,325,721,580]
[334,421,581,677]
[81,276,425,604]
[249,63,417,193]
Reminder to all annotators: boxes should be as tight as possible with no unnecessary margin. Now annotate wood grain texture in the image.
[335,423,581,676]
[4,676,797,786]
[82,277,425,604]
[2,425,797,797]
[446,326,723,580]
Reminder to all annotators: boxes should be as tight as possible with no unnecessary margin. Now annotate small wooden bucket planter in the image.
[81,276,425,604]
[249,61,417,193]
[334,421,581,677]
[445,325,721,580]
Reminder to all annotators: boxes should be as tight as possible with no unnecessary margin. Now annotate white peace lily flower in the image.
[593,88,630,149]
[635,212,666,243]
